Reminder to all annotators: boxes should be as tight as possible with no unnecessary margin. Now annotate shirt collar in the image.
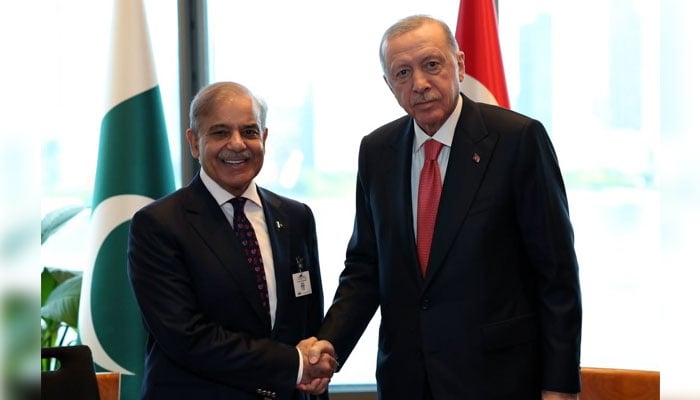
[413,94,463,153]
[199,168,262,208]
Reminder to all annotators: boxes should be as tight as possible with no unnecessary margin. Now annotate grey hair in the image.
[379,15,460,74]
[188,81,268,134]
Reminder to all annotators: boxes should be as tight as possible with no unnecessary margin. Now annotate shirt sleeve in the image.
[296,347,303,384]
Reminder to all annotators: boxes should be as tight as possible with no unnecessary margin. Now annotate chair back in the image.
[41,345,101,400]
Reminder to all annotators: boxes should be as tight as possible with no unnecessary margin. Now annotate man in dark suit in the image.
[127,81,335,400]
[309,15,582,400]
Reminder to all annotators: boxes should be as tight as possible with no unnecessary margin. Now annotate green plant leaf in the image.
[41,267,58,307]
[41,267,81,306]
[41,205,86,245]
[41,275,82,329]
[42,318,60,348]
[39,207,86,349]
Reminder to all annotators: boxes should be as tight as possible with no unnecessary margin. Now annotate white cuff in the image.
[296,347,303,384]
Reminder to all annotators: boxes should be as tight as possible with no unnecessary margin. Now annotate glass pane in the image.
[499,0,661,370]
[656,0,700,395]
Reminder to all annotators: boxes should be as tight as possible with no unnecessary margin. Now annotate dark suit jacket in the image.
[127,174,327,400]
[318,95,582,400]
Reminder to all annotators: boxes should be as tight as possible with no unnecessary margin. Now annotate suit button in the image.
[421,298,430,310]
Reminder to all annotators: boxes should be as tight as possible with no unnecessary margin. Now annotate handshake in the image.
[296,336,338,395]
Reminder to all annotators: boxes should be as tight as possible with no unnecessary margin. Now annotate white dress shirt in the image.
[411,95,463,236]
[199,168,278,327]
[199,169,305,383]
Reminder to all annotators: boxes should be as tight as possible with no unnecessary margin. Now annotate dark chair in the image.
[41,345,101,400]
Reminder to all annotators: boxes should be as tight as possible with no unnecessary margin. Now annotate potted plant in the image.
[40,205,86,370]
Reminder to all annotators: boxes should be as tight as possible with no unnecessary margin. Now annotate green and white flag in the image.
[78,0,174,398]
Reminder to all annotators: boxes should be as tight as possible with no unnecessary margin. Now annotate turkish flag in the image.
[456,0,510,108]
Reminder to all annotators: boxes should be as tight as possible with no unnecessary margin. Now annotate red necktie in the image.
[231,197,270,314]
[416,139,443,276]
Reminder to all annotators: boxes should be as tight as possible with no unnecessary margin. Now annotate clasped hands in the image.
[296,336,337,395]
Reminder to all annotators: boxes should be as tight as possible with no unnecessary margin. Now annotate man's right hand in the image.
[296,337,337,395]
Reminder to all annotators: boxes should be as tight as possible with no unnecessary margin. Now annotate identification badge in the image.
[293,271,312,297]
[293,256,312,297]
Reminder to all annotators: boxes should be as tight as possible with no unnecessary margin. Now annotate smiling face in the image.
[382,21,465,135]
[186,91,267,196]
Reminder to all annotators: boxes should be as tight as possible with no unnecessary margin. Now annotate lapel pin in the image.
[472,152,481,163]
[275,221,284,231]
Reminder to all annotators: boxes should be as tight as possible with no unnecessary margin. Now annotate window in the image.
[30,0,700,396]
[499,0,661,371]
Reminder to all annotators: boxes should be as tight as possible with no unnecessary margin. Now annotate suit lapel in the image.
[258,188,291,331]
[183,176,272,327]
[387,121,425,283]
[425,96,498,282]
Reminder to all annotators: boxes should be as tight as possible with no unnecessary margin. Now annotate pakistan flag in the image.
[78,0,174,399]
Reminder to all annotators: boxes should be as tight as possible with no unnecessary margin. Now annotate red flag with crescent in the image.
[456,0,510,108]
